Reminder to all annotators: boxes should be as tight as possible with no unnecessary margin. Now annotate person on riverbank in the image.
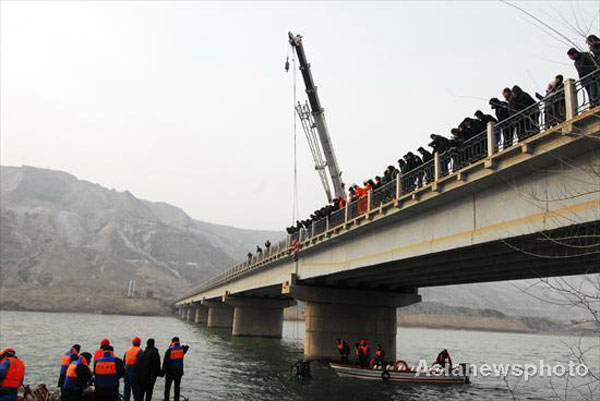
[94,338,111,366]
[138,339,162,401]
[58,345,80,391]
[94,346,124,401]
[62,352,92,401]
[0,349,26,401]
[124,337,144,401]
[335,338,350,363]
[162,337,189,401]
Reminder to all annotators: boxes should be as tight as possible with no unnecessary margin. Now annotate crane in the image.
[288,32,346,203]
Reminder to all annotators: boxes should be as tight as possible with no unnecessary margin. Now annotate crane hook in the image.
[285,56,290,73]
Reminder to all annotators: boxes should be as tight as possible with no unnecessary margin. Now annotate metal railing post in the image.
[487,122,495,157]
[326,217,330,231]
[367,189,372,212]
[344,199,349,223]
[564,78,577,120]
[433,152,441,182]
[311,222,315,237]
[396,176,402,198]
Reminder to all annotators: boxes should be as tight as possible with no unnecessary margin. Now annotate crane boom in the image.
[288,32,346,201]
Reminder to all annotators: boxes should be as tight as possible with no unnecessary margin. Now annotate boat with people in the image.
[328,361,471,384]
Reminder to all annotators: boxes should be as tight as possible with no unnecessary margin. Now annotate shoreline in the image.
[2,307,596,337]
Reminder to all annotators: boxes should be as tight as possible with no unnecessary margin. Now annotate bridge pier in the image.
[202,300,234,329]
[285,284,420,361]
[224,296,295,338]
[194,304,208,325]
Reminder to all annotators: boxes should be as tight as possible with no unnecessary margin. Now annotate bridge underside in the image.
[215,221,599,300]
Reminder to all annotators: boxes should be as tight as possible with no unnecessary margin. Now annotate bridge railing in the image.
[371,178,398,208]
[575,69,600,114]
[400,160,434,194]
[329,207,345,229]
[179,72,600,301]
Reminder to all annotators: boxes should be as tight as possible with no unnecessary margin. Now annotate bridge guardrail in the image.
[179,72,599,302]
[575,70,600,114]
[371,178,397,208]
[401,159,434,194]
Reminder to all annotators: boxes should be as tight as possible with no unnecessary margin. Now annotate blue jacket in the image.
[94,352,124,391]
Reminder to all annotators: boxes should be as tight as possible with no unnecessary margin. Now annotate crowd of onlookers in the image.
[250,35,600,261]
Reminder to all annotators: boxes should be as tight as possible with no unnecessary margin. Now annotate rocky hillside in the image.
[0,166,281,311]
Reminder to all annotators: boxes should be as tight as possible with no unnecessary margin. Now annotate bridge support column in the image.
[284,283,420,361]
[224,296,296,338]
[202,300,234,329]
[186,305,194,321]
[194,304,208,325]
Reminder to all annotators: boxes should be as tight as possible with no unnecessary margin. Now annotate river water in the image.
[0,311,598,400]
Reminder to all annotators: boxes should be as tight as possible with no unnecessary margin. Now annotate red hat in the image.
[132,337,141,346]
[0,349,15,358]
[100,338,110,347]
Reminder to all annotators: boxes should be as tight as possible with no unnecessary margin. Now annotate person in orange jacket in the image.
[93,338,111,367]
[0,349,25,401]
[123,337,143,401]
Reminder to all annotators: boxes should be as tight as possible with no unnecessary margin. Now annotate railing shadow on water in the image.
[180,71,600,299]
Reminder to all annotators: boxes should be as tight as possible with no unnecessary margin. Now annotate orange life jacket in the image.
[124,346,141,366]
[0,357,25,389]
[95,360,117,375]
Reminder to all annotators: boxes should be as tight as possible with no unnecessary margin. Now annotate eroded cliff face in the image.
[0,166,281,313]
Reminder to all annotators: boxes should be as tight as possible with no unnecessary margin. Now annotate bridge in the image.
[175,74,600,360]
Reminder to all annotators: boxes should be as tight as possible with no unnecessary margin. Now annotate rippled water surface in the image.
[0,311,598,400]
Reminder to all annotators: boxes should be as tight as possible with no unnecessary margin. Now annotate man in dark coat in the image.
[568,47,599,107]
[511,85,539,139]
[587,35,600,65]
[138,339,161,401]
[474,110,497,126]
[489,98,511,147]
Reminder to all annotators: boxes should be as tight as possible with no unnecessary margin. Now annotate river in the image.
[0,311,597,400]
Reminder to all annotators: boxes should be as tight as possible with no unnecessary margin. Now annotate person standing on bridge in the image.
[162,337,189,401]
[123,337,144,401]
[568,47,599,108]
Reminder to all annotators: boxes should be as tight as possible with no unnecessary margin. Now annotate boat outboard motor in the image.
[290,359,311,380]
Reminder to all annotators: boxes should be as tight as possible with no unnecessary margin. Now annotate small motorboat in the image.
[329,361,470,384]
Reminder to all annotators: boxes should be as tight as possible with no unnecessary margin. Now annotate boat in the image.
[328,361,470,384]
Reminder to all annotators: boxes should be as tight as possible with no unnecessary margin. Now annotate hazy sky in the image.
[1,1,598,230]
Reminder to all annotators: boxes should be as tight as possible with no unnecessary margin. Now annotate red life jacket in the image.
[359,345,368,356]
[375,350,383,357]
[124,346,141,366]
[0,357,25,389]
[336,342,344,350]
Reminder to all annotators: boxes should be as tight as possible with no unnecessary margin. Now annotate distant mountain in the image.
[0,166,281,312]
